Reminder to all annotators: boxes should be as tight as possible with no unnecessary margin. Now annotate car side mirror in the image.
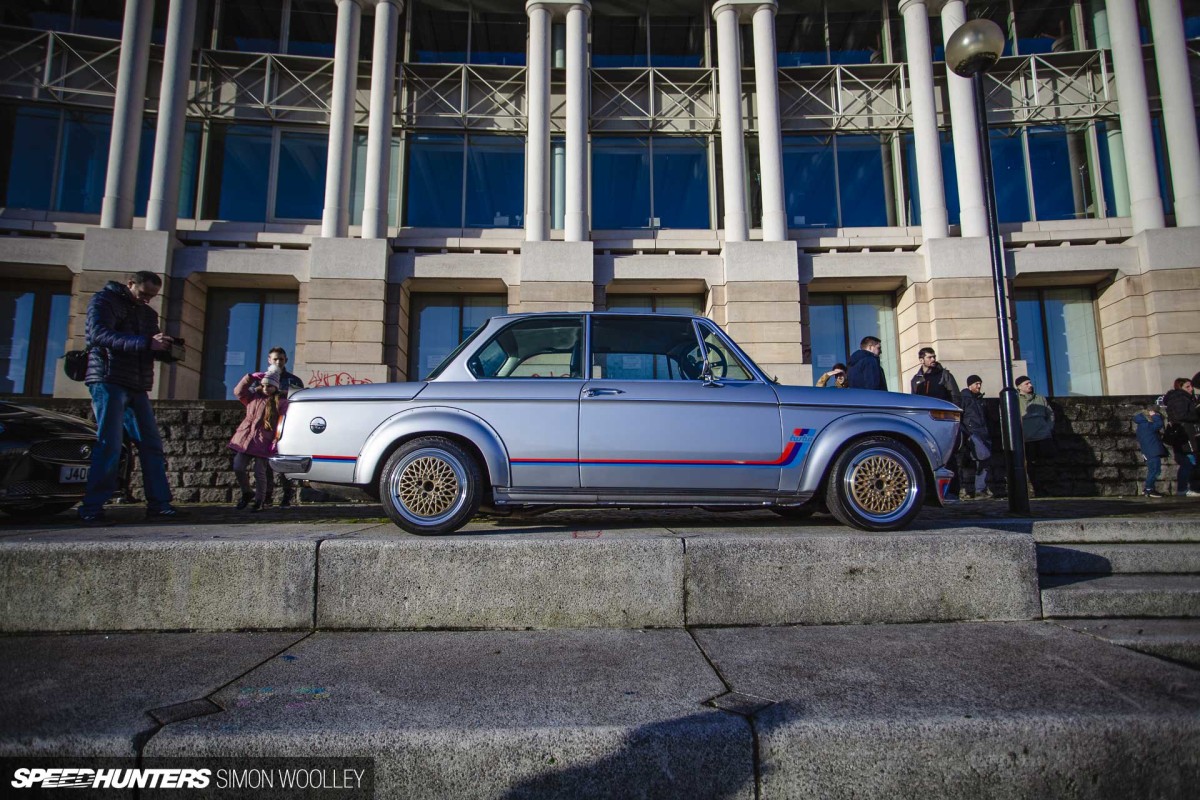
[701,357,723,388]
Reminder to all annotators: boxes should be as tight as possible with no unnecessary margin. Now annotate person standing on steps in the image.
[847,337,887,390]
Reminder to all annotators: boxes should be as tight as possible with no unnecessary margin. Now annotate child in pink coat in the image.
[229,365,288,511]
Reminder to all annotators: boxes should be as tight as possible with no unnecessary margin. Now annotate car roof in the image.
[488,311,706,321]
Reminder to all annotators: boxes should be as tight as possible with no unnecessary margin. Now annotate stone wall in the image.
[11,394,1190,502]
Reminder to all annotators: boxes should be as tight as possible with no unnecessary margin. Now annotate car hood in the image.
[0,403,97,438]
[773,384,959,412]
[287,382,428,403]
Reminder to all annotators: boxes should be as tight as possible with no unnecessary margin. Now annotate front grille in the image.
[6,480,84,498]
[28,438,94,465]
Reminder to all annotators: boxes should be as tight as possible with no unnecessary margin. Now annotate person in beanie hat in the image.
[1016,375,1056,497]
[959,375,994,499]
[228,365,289,511]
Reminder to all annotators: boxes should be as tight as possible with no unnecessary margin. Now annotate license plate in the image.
[59,465,89,484]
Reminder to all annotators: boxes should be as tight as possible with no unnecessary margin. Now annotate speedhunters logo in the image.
[12,768,210,789]
[3,758,373,796]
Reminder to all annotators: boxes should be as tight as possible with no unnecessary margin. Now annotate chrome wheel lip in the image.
[390,447,469,528]
[842,446,919,524]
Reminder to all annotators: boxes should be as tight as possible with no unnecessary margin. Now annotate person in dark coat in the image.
[910,347,961,404]
[1163,377,1200,496]
[959,375,994,499]
[78,272,186,525]
[1133,405,1168,498]
[847,336,887,390]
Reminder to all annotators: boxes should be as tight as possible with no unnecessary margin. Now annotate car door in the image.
[578,315,783,492]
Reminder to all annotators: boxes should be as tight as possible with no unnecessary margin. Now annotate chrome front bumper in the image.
[268,455,312,474]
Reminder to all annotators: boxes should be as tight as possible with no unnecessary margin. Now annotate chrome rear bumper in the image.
[268,455,312,474]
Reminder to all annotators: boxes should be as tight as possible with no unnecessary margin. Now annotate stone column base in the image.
[304,238,390,387]
[718,241,803,385]
[515,241,595,313]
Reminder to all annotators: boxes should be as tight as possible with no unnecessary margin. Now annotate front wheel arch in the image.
[821,435,929,531]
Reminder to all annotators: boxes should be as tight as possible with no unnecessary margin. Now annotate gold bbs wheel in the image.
[849,454,912,516]
[381,438,481,535]
[828,439,924,531]
[396,453,463,519]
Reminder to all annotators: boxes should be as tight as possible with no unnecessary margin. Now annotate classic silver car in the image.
[271,313,960,534]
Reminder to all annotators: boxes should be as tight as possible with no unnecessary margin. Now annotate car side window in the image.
[590,316,702,381]
[468,317,583,379]
[697,326,753,381]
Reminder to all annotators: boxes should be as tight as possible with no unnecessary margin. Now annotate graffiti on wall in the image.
[307,370,374,387]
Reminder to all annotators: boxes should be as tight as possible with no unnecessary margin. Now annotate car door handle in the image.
[584,388,626,398]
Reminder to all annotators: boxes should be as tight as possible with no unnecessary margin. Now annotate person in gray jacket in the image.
[1016,375,1056,497]
[78,272,187,525]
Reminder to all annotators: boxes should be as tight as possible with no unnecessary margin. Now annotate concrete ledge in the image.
[0,540,316,632]
[683,529,1041,626]
[1033,519,1200,543]
[695,622,1200,799]
[1038,543,1200,574]
[145,630,753,800]
[317,532,685,629]
[1041,575,1200,618]
[0,633,304,756]
[1056,619,1200,669]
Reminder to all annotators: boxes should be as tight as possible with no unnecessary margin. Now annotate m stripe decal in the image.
[512,428,814,468]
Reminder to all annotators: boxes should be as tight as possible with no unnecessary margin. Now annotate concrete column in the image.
[564,2,590,242]
[100,0,155,229]
[939,0,986,238]
[1104,0,1164,233]
[321,0,362,239]
[525,2,552,241]
[1148,0,1200,227]
[1091,2,1130,217]
[899,0,948,240]
[362,0,402,239]
[713,0,748,242]
[751,2,786,242]
[146,0,198,233]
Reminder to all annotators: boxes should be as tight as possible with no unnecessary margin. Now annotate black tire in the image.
[0,501,79,519]
[771,505,815,522]
[824,437,924,531]
[379,436,482,535]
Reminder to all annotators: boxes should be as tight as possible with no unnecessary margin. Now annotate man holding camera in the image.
[78,271,188,526]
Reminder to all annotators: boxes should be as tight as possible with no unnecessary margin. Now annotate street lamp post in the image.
[946,19,1030,515]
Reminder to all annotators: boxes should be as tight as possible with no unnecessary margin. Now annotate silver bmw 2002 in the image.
[271,313,960,534]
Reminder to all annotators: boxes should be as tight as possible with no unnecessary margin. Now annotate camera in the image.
[163,336,186,363]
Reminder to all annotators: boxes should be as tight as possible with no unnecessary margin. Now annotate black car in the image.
[0,402,124,518]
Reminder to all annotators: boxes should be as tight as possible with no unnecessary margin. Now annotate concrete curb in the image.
[1033,518,1200,543]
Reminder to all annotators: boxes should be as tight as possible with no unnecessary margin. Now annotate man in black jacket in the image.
[959,375,994,499]
[78,271,186,525]
[847,336,887,390]
[910,347,960,403]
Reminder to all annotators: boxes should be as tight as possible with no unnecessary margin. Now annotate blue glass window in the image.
[275,130,328,220]
[782,136,838,229]
[57,111,111,214]
[776,9,827,66]
[653,137,709,228]
[989,128,1031,223]
[0,0,72,32]
[592,138,652,229]
[0,106,57,210]
[0,291,35,395]
[350,132,401,229]
[206,125,272,222]
[408,294,506,380]
[837,134,890,227]
[0,285,70,396]
[218,0,282,53]
[201,289,298,400]
[1186,0,1200,39]
[828,2,885,65]
[405,133,465,227]
[471,12,526,66]
[1095,120,1121,218]
[650,15,703,67]
[132,119,201,219]
[287,0,337,58]
[1014,1,1075,55]
[41,294,71,395]
[1027,125,1084,221]
[410,4,469,63]
[465,135,524,228]
[808,293,900,390]
[606,295,703,315]
[1015,287,1103,397]
[1151,117,1174,216]
[593,15,648,68]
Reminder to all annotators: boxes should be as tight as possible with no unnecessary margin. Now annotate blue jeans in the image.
[1143,454,1162,491]
[1173,446,1196,495]
[80,382,172,516]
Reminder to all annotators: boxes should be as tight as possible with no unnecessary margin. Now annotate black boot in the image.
[236,491,253,510]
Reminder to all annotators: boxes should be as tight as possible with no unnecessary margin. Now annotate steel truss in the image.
[778,63,908,131]
[590,68,718,134]
[191,50,370,124]
[402,64,527,132]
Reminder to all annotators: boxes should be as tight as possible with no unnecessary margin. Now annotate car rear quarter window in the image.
[468,317,583,379]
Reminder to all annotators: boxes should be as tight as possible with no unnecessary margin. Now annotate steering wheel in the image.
[704,345,728,379]
[678,344,727,380]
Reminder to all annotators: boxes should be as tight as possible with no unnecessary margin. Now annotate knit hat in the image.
[262,365,283,389]
[1015,375,1031,387]
[966,375,982,386]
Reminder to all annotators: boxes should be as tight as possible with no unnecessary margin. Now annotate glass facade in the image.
[808,293,900,390]
[404,134,524,229]
[409,1,524,65]
[605,295,703,315]
[201,289,299,400]
[591,2,706,68]
[1014,287,1103,397]
[783,135,896,229]
[592,137,710,230]
[408,294,506,380]
[0,284,71,397]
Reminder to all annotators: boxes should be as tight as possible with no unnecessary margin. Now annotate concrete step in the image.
[5,624,1198,798]
[0,521,1040,632]
[1034,518,1200,544]
[1055,619,1200,669]
[1038,543,1200,575]
[1041,575,1200,618]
